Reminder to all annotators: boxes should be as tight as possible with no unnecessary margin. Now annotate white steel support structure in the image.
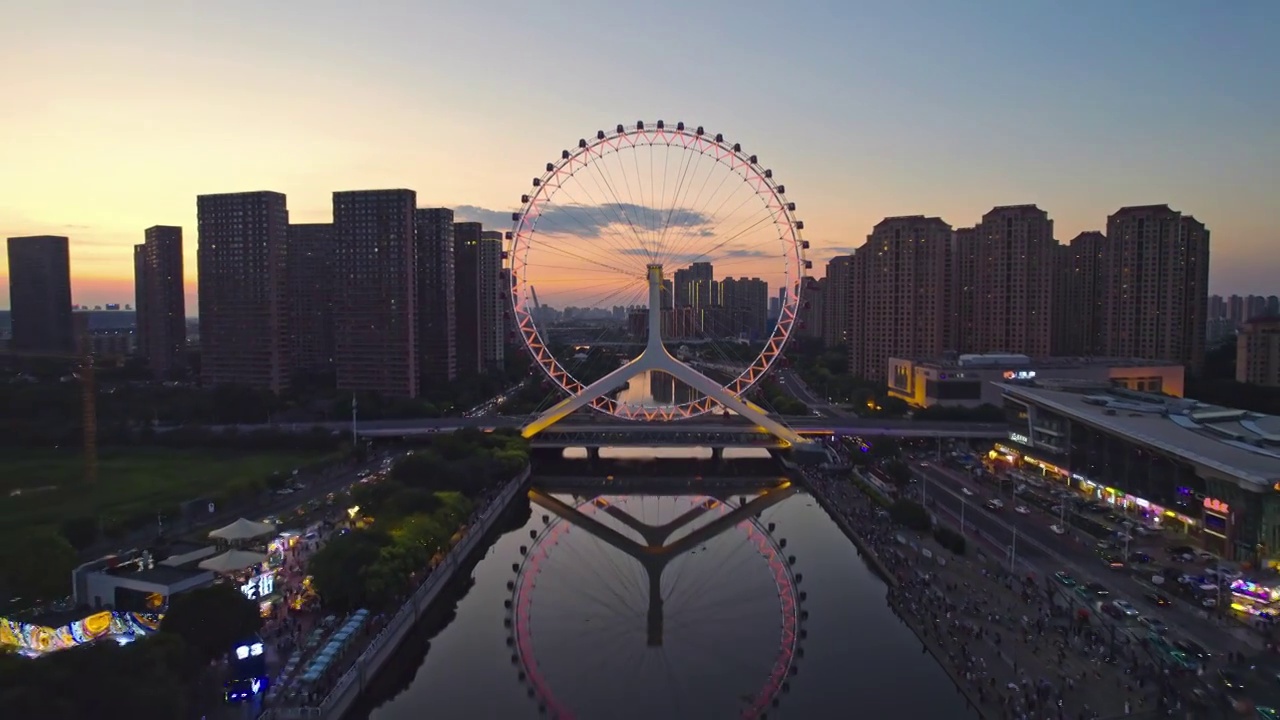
[522,264,810,448]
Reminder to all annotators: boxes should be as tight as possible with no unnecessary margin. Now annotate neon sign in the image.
[1204,497,1230,515]
[1002,370,1036,380]
[235,641,265,660]
[1008,432,1031,445]
[240,573,275,601]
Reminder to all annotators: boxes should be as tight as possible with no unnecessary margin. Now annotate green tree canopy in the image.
[160,582,262,663]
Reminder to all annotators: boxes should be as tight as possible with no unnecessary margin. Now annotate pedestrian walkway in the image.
[802,451,1204,719]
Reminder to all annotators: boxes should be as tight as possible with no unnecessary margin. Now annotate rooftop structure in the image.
[888,354,1184,409]
[1000,380,1280,488]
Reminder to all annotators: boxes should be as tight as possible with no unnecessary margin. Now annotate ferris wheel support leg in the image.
[659,359,807,447]
[521,361,639,439]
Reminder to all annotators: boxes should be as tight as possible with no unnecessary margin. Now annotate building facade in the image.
[1101,205,1210,373]
[454,222,484,376]
[332,190,418,398]
[848,216,952,381]
[6,236,74,355]
[286,223,336,374]
[134,226,187,376]
[197,192,291,392]
[478,230,506,371]
[1238,317,1280,387]
[998,381,1280,564]
[416,208,457,386]
[969,205,1056,358]
[887,353,1185,409]
[822,255,852,349]
[1051,231,1106,357]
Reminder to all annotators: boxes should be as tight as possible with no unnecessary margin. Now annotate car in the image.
[1128,551,1153,564]
[1113,599,1140,617]
[1140,617,1170,634]
[1082,582,1110,598]
[1015,505,1031,515]
[1145,592,1172,607]
[1174,639,1211,661]
[1102,555,1126,570]
[1101,602,1125,619]
[1219,669,1247,692]
[1054,571,1077,587]
[961,487,975,497]
[1050,524,1067,535]
[920,462,930,468]
[985,499,1004,511]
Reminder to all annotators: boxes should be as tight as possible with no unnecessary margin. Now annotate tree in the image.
[884,459,914,486]
[59,515,100,550]
[888,499,931,531]
[0,530,78,601]
[161,583,262,663]
[308,530,388,613]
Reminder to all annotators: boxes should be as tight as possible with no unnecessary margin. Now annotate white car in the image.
[1050,524,1067,535]
[1015,505,1031,515]
[961,487,975,497]
[1113,600,1140,617]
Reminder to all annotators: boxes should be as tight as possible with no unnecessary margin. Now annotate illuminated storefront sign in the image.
[1008,432,1031,445]
[1002,370,1037,380]
[1230,579,1279,604]
[1204,498,1230,514]
[240,572,275,600]
[993,443,1019,457]
[235,641,265,660]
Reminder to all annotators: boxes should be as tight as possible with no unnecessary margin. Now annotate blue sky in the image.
[0,0,1276,307]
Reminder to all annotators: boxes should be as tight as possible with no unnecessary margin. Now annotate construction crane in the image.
[530,285,543,317]
[0,333,97,484]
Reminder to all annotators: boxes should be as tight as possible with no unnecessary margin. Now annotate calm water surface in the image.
[353,478,975,720]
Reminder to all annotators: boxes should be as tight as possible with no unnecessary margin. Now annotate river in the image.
[347,456,976,719]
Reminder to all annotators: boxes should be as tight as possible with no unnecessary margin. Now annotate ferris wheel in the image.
[508,121,810,423]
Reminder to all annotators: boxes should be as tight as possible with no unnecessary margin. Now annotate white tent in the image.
[208,518,277,542]
[198,549,269,574]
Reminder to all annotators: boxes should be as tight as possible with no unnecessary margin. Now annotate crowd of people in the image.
[803,450,1213,719]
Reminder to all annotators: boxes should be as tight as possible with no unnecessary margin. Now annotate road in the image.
[912,460,1260,656]
[776,369,852,418]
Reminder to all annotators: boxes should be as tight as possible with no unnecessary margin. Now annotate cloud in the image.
[616,247,771,264]
[454,203,711,238]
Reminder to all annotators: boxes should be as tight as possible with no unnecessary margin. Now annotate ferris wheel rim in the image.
[509,494,801,718]
[508,121,807,421]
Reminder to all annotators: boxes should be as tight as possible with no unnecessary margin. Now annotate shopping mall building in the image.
[995,379,1280,565]
[887,354,1185,409]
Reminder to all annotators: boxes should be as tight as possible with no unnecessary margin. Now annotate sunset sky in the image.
[2,0,1278,311]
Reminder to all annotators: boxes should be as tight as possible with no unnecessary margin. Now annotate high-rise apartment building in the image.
[1237,317,1280,387]
[968,205,1055,357]
[1050,231,1105,356]
[478,230,506,371]
[797,277,824,339]
[197,192,291,392]
[134,226,186,376]
[332,190,418,398]
[454,222,485,375]
[1100,205,1210,373]
[848,216,952,380]
[950,227,978,353]
[822,255,852,349]
[6,236,74,354]
[416,208,457,386]
[718,276,769,338]
[287,223,336,373]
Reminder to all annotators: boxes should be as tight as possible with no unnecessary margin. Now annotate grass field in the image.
[0,447,331,536]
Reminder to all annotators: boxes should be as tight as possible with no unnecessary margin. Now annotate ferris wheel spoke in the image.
[586,152,654,263]
[680,210,778,269]
[609,145,659,262]
[653,139,700,258]
[656,164,735,270]
[654,148,714,264]
[522,227,645,277]
[537,192,651,275]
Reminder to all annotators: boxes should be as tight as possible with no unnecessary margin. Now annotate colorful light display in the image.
[0,611,162,655]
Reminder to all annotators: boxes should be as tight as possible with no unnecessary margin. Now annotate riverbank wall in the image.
[787,466,899,590]
[260,465,532,720]
[887,595,992,720]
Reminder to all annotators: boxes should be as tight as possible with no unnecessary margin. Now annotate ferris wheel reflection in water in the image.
[505,485,806,719]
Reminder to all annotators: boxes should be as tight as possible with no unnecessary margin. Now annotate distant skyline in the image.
[2,0,1279,310]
